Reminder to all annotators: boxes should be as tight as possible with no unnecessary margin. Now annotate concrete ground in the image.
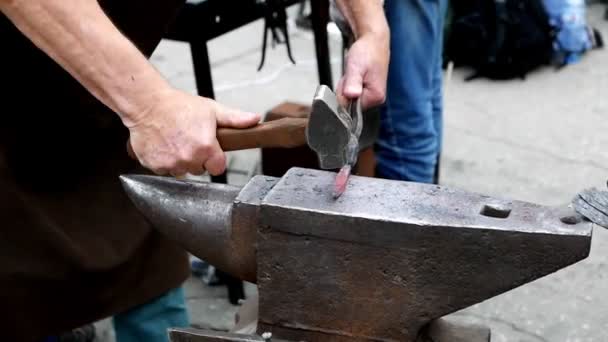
[96,4,608,342]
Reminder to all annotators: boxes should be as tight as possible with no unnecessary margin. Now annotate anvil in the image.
[120,167,592,341]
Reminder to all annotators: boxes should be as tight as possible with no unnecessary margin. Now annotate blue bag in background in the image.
[542,0,603,65]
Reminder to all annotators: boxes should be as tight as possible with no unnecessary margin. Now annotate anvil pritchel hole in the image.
[480,204,512,219]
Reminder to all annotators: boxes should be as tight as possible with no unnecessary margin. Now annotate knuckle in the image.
[368,89,386,106]
[207,166,222,176]
[205,156,226,176]
[178,149,194,164]
[188,166,205,176]
[197,142,215,156]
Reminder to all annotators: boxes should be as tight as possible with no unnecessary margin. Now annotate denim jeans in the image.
[113,287,189,342]
[43,287,188,342]
[375,0,448,183]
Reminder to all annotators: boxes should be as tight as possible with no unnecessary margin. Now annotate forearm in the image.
[334,0,388,39]
[0,0,170,127]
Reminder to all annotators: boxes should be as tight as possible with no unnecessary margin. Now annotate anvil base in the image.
[168,317,491,342]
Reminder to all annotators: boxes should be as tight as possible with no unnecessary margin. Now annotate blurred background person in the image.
[375,0,448,184]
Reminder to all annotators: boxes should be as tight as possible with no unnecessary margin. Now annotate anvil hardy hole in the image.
[560,215,581,225]
[480,204,511,219]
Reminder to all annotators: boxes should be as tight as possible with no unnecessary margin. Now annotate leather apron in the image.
[0,0,189,340]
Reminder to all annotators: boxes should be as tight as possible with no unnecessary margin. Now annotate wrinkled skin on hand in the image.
[337,32,390,110]
[127,88,260,176]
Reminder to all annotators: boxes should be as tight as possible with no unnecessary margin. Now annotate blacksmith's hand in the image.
[334,0,389,109]
[127,88,260,177]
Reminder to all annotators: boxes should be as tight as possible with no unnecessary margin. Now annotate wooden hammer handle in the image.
[126,117,308,160]
[217,117,308,151]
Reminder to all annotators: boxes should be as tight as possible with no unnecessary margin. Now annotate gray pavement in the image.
[96,5,608,342]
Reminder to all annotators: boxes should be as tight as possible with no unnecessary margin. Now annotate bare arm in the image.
[0,0,169,126]
[334,0,388,40]
[333,0,390,109]
[0,0,259,176]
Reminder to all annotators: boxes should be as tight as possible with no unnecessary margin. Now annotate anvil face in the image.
[120,167,592,342]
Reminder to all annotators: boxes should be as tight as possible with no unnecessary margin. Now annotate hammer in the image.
[128,86,378,195]
[219,85,377,170]
[218,85,378,199]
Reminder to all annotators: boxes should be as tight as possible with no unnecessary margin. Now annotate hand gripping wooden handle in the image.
[217,117,308,151]
[126,117,308,160]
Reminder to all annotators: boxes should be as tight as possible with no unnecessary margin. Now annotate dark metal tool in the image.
[332,98,362,198]
[573,180,608,228]
[120,167,592,342]
[217,83,374,156]
[257,0,296,71]
[216,85,375,159]
[306,85,372,198]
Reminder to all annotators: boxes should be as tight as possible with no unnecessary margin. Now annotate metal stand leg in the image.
[190,42,229,182]
[190,42,215,99]
[190,40,242,302]
[310,0,333,88]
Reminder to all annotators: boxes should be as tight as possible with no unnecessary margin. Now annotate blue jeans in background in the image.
[113,286,189,342]
[43,286,188,342]
[375,0,448,183]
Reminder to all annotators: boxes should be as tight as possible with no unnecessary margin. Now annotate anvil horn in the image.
[120,175,259,282]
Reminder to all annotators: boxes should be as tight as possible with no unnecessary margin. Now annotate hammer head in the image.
[305,85,379,170]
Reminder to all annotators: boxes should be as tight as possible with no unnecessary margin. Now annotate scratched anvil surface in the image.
[94,5,608,342]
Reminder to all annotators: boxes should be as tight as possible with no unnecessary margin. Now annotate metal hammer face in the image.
[306,85,351,170]
[306,85,379,170]
[120,168,592,341]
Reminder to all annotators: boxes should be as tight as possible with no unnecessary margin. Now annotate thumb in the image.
[342,62,364,99]
[215,103,261,128]
[126,138,136,160]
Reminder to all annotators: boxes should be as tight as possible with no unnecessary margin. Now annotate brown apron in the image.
[0,1,190,340]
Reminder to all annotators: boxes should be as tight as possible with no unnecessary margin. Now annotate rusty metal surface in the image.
[121,168,592,342]
[120,175,256,281]
[256,168,592,341]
